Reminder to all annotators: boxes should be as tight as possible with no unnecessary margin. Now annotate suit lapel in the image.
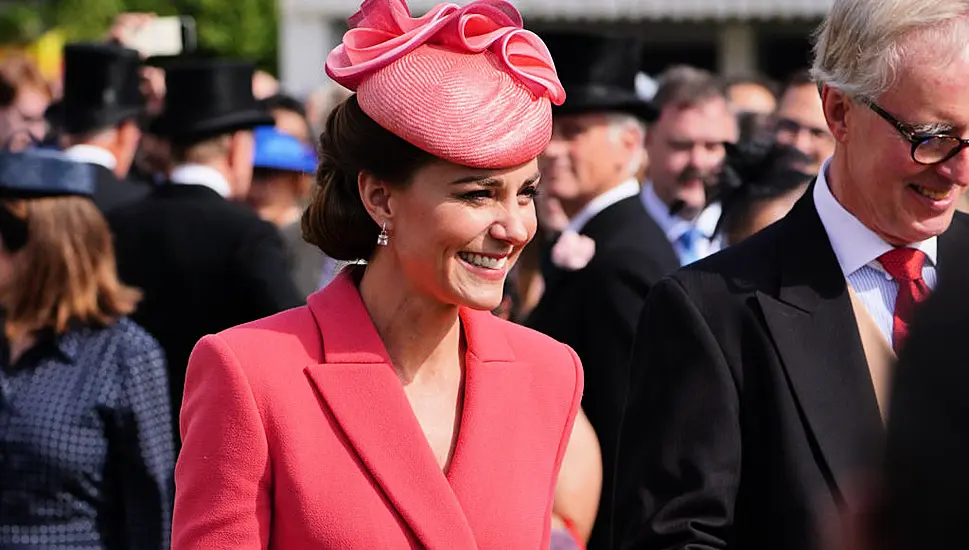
[304,272,477,549]
[755,190,883,509]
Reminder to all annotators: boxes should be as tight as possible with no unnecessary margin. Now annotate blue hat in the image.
[0,148,97,198]
[253,126,318,175]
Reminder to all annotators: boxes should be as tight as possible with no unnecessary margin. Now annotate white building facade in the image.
[278,0,833,98]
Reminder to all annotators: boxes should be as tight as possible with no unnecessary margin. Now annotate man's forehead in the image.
[552,112,613,127]
[657,96,728,122]
[879,50,969,127]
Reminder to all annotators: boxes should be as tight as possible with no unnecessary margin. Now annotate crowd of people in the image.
[0,0,968,548]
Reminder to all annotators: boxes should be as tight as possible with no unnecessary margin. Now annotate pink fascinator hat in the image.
[325,0,566,169]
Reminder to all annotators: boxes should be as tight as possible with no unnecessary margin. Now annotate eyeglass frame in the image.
[859,97,969,165]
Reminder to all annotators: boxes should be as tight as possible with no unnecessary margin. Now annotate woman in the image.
[172,0,581,548]
[0,148,174,549]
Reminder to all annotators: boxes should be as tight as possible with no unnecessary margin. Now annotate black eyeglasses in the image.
[861,98,969,165]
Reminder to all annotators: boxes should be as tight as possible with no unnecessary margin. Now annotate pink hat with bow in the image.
[325,0,566,169]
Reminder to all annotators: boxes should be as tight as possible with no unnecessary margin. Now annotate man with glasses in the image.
[613,0,969,549]
[773,70,834,176]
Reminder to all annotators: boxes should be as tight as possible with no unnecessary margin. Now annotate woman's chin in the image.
[451,289,505,312]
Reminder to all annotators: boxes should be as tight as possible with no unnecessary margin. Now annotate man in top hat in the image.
[614,0,969,548]
[107,59,303,440]
[60,42,151,213]
[524,32,679,550]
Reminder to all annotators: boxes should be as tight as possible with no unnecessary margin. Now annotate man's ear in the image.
[821,84,851,143]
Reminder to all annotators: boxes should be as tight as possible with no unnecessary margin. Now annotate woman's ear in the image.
[358,171,392,229]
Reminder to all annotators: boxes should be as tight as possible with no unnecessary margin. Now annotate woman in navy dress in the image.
[0,149,174,549]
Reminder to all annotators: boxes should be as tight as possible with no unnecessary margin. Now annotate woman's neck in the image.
[357,257,462,384]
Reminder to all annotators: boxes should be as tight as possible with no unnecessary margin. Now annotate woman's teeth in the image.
[912,184,952,201]
[459,252,506,270]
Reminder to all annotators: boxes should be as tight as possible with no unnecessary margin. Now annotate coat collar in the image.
[303,269,524,549]
[304,269,515,365]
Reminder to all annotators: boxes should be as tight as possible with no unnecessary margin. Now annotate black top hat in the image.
[62,43,144,135]
[541,32,657,123]
[155,59,274,143]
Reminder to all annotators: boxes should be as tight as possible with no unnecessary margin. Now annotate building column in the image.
[278,8,341,98]
[717,23,757,77]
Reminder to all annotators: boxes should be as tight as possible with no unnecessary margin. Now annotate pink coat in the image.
[172,271,584,549]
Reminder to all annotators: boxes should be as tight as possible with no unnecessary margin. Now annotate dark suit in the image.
[883,252,969,550]
[526,195,679,550]
[614,187,969,550]
[90,164,151,214]
[107,183,303,436]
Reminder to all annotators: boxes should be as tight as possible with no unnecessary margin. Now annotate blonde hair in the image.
[0,54,51,107]
[811,0,969,99]
[171,134,232,165]
[1,197,140,341]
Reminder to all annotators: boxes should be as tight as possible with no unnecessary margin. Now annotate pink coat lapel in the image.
[448,308,564,546]
[304,272,478,550]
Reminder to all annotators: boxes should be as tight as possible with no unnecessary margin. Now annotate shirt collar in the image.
[641,181,720,241]
[170,164,232,199]
[565,179,641,233]
[64,144,118,171]
[813,156,937,277]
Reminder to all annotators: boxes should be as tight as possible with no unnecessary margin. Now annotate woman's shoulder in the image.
[194,305,321,374]
[473,311,582,379]
[92,316,163,356]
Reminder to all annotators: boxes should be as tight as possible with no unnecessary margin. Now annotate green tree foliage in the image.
[0,0,278,72]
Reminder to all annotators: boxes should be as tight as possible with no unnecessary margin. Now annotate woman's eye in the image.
[460,190,492,202]
[519,186,539,198]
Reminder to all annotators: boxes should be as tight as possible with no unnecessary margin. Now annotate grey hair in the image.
[811,0,969,99]
[605,113,647,178]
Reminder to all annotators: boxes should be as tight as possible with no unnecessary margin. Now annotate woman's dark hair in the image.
[715,137,814,241]
[302,94,435,261]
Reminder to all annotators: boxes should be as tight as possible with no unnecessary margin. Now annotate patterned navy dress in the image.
[0,317,174,549]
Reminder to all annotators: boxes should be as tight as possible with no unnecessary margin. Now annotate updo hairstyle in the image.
[302,94,434,261]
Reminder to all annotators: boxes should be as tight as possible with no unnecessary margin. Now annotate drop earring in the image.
[376,221,389,246]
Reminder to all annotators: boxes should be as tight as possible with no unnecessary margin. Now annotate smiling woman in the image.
[172,0,584,549]
[304,94,542,311]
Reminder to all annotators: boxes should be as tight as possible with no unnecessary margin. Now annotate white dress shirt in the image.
[64,145,118,171]
[813,157,937,347]
[565,179,642,234]
[640,182,722,265]
[169,164,232,199]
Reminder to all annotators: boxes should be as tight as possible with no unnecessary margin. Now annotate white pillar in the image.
[278,8,341,98]
[718,23,757,78]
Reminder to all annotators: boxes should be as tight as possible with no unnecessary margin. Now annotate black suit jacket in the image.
[526,195,679,550]
[882,251,969,550]
[90,164,151,214]
[614,187,969,550]
[107,183,303,433]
